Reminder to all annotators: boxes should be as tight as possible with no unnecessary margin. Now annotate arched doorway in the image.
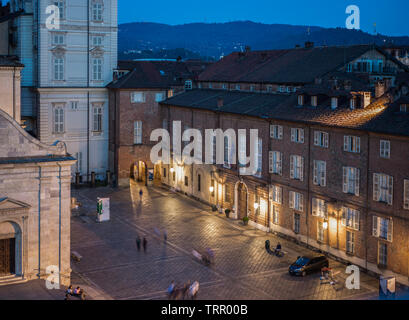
[236,182,248,220]
[0,221,21,276]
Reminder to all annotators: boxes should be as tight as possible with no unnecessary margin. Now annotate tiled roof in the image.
[109,60,203,89]
[199,45,384,84]
[160,89,291,118]
[0,55,24,67]
[161,89,409,138]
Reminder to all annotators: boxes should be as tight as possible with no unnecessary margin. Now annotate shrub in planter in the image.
[242,216,249,225]
[225,209,231,218]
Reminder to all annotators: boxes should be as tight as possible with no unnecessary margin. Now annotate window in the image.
[271,185,282,204]
[343,167,360,196]
[270,124,283,139]
[298,95,304,106]
[222,83,228,90]
[155,92,165,102]
[346,231,355,254]
[290,155,304,181]
[378,242,388,267]
[272,205,279,225]
[279,86,285,93]
[208,83,212,89]
[197,174,201,192]
[373,216,393,241]
[92,2,103,21]
[342,207,360,230]
[317,221,324,242]
[223,136,231,168]
[380,140,390,159]
[250,85,255,91]
[184,176,188,187]
[373,173,393,205]
[291,128,304,143]
[92,58,102,80]
[312,198,327,218]
[404,180,409,210]
[235,84,241,91]
[255,138,262,176]
[267,85,273,93]
[53,33,65,45]
[133,121,142,144]
[314,131,329,148]
[311,96,317,107]
[294,213,300,234]
[168,90,174,98]
[184,80,192,90]
[289,191,304,212]
[331,97,338,109]
[350,98,356,110]
[269,151,282,175]
[313,160,326,187]
[54,0,64,19]
[54,57,64,80]
[70,101,78,110]
[400,104,408,113]
[54,106,64,133]
[131,92,145,103]
[93,105,102,132]
[92,36,103,46]
[344,136,361,153]
[163,168,167,178]
[225,185,231,202]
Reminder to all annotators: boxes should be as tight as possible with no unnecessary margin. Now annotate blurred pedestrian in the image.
[139,189,143,200]
[143,237,147,253]
[136,235,141,251]
[163,229,168,243]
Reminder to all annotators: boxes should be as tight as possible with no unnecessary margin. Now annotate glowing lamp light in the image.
[323,221,328,230]
[209,186,214,193]
[170,168,175,173]
[254,203,259,210]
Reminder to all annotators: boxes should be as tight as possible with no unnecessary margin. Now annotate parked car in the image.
[289,255,329,277]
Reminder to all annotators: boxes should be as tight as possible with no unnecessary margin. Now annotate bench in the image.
[71,251,82,262]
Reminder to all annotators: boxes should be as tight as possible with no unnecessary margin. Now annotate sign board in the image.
[379,276,396,300]
[96,197,110,222]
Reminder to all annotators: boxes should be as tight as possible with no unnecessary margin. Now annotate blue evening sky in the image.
[118,0,409,37]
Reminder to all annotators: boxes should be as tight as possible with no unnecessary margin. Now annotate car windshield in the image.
[295,257,310,266]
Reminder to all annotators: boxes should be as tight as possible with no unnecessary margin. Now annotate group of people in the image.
[135,235,148,253]
[192,248,215,266]
[64,285,85,300]
[167,280,199,300]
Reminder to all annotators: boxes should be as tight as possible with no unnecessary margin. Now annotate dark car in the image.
[289,255,329,277]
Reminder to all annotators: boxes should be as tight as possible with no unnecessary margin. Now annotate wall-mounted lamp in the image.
[254,203,259,210]
[170,168,175,173]
[323,221,328,230]
[209,186,214,193]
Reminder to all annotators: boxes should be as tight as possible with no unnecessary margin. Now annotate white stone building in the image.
[3,0,118,182]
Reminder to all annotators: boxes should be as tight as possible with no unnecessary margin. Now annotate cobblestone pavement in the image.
[68,181,382,301]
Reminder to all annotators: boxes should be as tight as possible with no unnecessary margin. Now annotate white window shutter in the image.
[290,156,295,179]
[299,194,304,212]
[341,207,346,226]
[343,167,348,193]
[388,176,393,205]
[269,151,273,173]
[313,161,318,185]
[372,216,378,237]
[321,162,326,187]
[324,133,329,148]
[278,152,282,175]
[373,173,380,201]
[300,157,304,181]
[270,125,273,138]
[354,211,360,231]
[289,191,294,209]
[278,187,282,204]
[300,129,305,143]
[357,137,361,153]
[278,126,283,139]
[344,136,349,151]
[291,129,295,142]
[355,169,360,196]
[312,198,317,216]
[387,219,393,242]
[404,180,409,209]
[314,132,319,146]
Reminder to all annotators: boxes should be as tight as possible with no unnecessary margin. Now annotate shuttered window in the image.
[346,231,355,254]
[271,185,282,204]
[341,207,360,230]
[372,216,393,242]
[314,131,329,148]
[380,140,390,159]
[270,125,283,139]
[312,198,327,218]
[54,106,64,133]
[343,167,360,196]
[291,128,304,143]
[289,191,304,212]
[373,173,393,205]
[134,121,142,144]
[313,160,326,187]
[317,221,324,242]
[344,135,361,153]
[269,151,282,175]
[290,155,304,181]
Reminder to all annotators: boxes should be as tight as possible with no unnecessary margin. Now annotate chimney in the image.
[305,41,314,49]
[217,98,224,108]
[375,80,386,98]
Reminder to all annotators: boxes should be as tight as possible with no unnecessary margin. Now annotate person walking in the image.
[139,189,143,200]
[143,237,147,253]
[163,229,168,243]
[136,235,141,251]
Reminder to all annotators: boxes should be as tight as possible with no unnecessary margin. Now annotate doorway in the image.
[0,238,15,276]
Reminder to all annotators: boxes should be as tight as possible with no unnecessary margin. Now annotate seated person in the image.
[66,285,73,295]
[275,242,282,255]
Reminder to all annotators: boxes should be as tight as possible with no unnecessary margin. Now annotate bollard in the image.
[75,172,80,187]
[91,171,96,187]
[106,170,111,186]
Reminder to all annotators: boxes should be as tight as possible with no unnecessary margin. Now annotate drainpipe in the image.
[306,126,312,247]
[37,165,41,279]
[365,131,370,271]
[12,67,16,121]
[86,0,90,183]
[57,163,62,285]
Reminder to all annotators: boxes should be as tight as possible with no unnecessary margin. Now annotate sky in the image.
[118,0,409,37]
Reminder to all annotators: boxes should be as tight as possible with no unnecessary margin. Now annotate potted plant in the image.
[225,209,231,218]
[242,216,249,226]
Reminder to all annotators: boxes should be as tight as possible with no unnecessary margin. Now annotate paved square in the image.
[67,181,381,300]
